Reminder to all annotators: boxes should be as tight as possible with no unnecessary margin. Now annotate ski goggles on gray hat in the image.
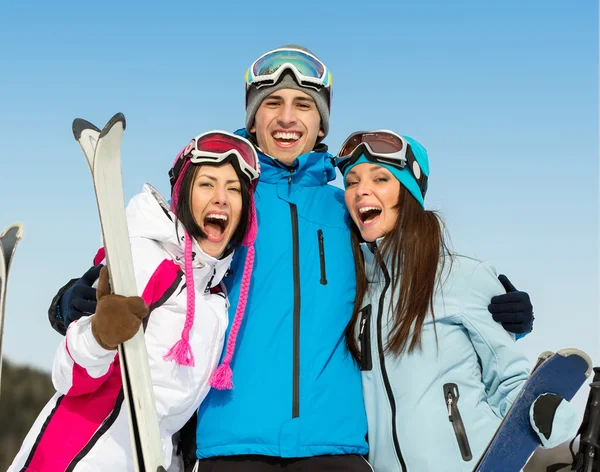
[245,47,332,138]
[245,47,332,100]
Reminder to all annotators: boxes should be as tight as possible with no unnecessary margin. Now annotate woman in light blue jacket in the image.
[336,130,577,471]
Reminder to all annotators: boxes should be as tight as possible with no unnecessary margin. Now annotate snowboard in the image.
[474,348,593,471]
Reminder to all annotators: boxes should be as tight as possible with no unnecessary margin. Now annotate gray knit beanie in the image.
[245,45,330,138]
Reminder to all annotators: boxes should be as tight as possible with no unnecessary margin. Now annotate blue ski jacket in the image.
[358,243,529,471]
[195,130,368,459]
[357,241,576,472]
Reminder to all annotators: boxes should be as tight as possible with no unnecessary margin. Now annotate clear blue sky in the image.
[1,0,598,413]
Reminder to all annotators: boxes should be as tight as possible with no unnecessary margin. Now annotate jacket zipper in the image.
[317,229,327,285]
[204,266,217,293]
[444,383,473,461]
[290,202,301,418]
[358,304,372,371]
[374,245,407,471]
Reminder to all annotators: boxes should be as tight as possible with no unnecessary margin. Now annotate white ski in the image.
[0,222,24,394]
[72,113,166,472]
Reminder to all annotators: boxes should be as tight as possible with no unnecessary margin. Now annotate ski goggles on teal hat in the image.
[245,47,332,100]
[336,130,429,208]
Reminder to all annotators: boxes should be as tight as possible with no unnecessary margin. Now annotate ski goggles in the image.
[336,130,428,197]
[245,47,332,94]
[169,131,260,187]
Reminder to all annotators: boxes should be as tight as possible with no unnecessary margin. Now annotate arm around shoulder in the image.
[458,258,530,417]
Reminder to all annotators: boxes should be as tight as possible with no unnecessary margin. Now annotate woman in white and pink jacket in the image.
[9,131,260,472]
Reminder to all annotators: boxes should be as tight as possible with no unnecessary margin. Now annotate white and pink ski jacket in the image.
[9,185,232,471]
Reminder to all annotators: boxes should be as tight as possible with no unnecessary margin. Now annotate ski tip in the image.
[99,113,126,139]
[72,119,101,141]
[0,222,24,240]
[537,351,554,361]
[556,348,593,376]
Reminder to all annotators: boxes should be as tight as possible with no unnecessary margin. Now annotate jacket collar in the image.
[126,184,233,290]
[234,128,337,187]
[360,237,387,284]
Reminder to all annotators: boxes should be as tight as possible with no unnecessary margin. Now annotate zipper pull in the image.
[204,267,217,293]
[360,316,368,336]
[443,383,473,461]
[288,170,293,186]
[358,305,373,372]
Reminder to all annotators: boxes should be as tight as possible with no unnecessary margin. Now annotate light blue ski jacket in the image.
[358,242,531,472]
[195,131,368,458]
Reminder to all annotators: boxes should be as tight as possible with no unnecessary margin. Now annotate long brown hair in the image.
[346,184,451,360]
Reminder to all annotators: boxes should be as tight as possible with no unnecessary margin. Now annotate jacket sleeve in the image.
[51,314,118,396]
[459,260,530,418]
[47,277,80,336]
[51,237,167,397]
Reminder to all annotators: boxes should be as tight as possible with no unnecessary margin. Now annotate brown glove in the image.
[91,266,149,350]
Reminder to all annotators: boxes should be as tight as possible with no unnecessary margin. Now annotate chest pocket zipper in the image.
[358,304,373,371]
[444,383,473,461]
[317,229,327,285]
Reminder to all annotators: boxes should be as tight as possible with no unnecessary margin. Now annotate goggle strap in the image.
[169,155,185,188]
[405,146,428,197]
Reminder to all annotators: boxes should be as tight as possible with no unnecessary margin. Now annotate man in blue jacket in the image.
[194,46,371,470]
[191,45,533,471]
[49,45,534,471]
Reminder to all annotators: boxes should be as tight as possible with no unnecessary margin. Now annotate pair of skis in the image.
[0,223,24,395]
[72,113,166,471]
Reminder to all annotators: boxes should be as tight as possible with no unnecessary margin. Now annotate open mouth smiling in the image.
[202,212,229,243]
[272,131,302,147]
[358,206,382,225]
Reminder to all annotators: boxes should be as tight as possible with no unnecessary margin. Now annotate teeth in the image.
[206,213,228,221]
[273,132,300,140]
[359,206,381,214]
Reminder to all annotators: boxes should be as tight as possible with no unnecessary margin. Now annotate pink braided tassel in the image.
[163,336,195,367]
[210,244,256,390]
[210,363,233,390]
[210,193,258,390]
[164,230,196,367]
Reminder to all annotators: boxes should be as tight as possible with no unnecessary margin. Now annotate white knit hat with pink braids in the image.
[167,132,259,390]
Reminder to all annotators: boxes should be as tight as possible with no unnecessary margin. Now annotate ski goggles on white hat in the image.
[169,131,260,186]
[245,47,332,94]
[336,130,428,197]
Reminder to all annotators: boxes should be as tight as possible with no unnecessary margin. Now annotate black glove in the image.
[49,265,102,335]
[488,274,534,335]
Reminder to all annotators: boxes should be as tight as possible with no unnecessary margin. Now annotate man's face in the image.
[250,88,324,166]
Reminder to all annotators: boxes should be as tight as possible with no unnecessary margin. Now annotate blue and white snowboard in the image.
[474,348,593,471]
